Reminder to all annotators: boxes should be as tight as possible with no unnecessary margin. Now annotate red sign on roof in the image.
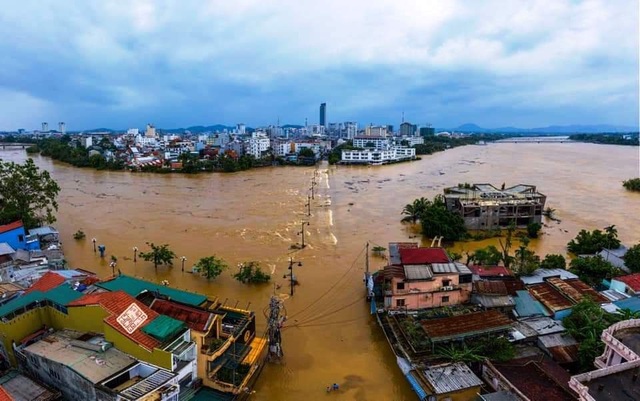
[399,247,450,265]
[0,221,23,235]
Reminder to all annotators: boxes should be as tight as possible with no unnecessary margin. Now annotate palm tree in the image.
[401,197,430,223]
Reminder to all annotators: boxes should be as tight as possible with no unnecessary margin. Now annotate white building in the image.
[274,142,294,157]
[127,128,139,136]
[353,136,391,150]
[81,136,93,149]
[341,147,416,165]
[365,125,388,137]
[402,136,424,146]
[145,124,156,138]
[345,122,358,139]
[247,133,270,158]
[58,122,66,134]
[237,123,246,135]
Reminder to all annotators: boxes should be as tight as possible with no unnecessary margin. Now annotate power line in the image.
[287,296,364,327]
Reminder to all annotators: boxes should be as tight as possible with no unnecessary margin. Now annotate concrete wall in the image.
[23,349,97,401]
[388,275,466,310]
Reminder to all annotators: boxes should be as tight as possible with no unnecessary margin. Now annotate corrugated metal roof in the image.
[469,265,514,277]
[480,391,520,401]
[546,277,608,304]
[388,242,418,265]
[0,221,23,235]
[0,285,83,318]
[150,299,214,332]
[520,269,578,285]
[513,290,551,318]
[421,310,512,342]
[27,227,58,236]
[538,333,579,364]
[383,265,405,280]
[474,281,509,295]
[527,283,574,313]
[614,273,640,291]
[399,247,450,265]
[0,243,15,256]
[97,275,207,306]
[600,289,630,302]
[403,265,433,280]
[0,387,12,401]
[423,362,483,394]
[519,317,565,336]
[471,294,515,308]
[614,297,640,312]
[431,263,459,274]
[141,314,186,342]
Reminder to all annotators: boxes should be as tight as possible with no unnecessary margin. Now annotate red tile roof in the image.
[399,248,450,265]
[68,291,160,350]
[468,265,514,277]
[24,272,65,294]
[0,221,23,235]
[150,299,213,332]
[0,387,13,401]
[490,356,577,401]
[420,310,512,342]
[615,273,640,291]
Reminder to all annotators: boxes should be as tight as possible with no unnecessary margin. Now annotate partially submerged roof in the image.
[399,247,450,265]
[422,362,483,394]
[97,275,207,306]
[613,273,640,292]
[150,299,214,332]
[23,330,136,384]
[421,310,512,342]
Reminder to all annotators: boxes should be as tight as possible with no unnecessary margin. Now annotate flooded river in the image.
[1,142,639,400]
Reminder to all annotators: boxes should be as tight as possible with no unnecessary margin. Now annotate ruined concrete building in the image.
[443,183,546,230]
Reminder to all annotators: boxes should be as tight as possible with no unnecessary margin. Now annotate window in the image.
[396,299,405,307]
[18,234,24,242]
[442,279,451,287]
[396,282,405,290]
[442,296,450,303]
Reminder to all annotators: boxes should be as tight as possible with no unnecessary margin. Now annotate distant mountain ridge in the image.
[451,123,639,134]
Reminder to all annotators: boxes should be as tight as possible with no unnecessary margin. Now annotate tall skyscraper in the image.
[58,122,66,134]
[319,103,326,127]
[41,122,48,132]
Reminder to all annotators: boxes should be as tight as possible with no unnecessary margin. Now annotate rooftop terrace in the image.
[614,327,640,359]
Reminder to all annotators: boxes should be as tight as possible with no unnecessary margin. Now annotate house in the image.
[482,355,578,401]
[443,184,546,230]
[527,277,609,320]
[570,319,640,401]
[471,281,516,313]
[609,273,640,296]
[0,221,39,252]
[469,265,515,281]
[0,370,59,401]
[421,362,483,401]
[519,268,578,285]
[382,244,472,310]
[598,246,629,273]
[19,329,178,401]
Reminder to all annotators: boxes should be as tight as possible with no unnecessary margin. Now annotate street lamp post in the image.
[283,258,303,296]
[298,221,309,248]
[181,256,187,272]
[310,179,316,199]
[110,261,117,277]
[92,238,97,253]
[133,247,138,263]
[305,195,311,216]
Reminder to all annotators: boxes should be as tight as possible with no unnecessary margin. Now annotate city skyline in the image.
[0,1,638,131]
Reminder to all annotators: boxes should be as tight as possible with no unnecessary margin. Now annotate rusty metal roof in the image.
[474,281,509,295]
[546,277,608,304]
[420,310,512,342]
[383,265,406,280]
[527,283,574,313]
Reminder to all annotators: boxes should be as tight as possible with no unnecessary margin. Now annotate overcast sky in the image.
[0,0,638,131]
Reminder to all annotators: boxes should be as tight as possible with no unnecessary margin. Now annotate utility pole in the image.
[310,178,316,199]
[305,195,311,216]
[267,295,285,361]
[284,257,303,296]
[133,246,138,263]
[181,256,187,272]
[298,221,309,248]
[92,238,97,253]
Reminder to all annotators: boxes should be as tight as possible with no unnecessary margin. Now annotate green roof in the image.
[96,275,207,306]
[141,315,186,342]
[0,285,83,318]
[191,387,235,401]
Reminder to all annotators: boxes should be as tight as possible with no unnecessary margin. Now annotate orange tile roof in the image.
[150,299,213,332]
[24,272,65,294]
[0,387,13,401]
[68,291,161,350]
[0,220,23,235]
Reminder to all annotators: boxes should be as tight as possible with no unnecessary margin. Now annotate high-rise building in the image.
[400,122,417,136]
[145,123,156,138]
[236,123,246,135]
[319,103,326,127]
[41,122,48,132]
[58,122,66,134]
[420,127,435,136]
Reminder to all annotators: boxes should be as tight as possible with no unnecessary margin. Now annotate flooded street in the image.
[1,142,639,400]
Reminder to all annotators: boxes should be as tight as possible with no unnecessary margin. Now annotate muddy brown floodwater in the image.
[1,142,639,400]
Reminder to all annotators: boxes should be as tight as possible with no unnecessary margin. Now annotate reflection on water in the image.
[1,142,639,400]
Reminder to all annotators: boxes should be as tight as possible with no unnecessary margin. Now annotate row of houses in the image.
[371,242,640,401]
[0,270,266,401]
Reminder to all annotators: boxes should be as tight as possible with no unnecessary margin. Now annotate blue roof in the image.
[96,275,207,306]
[514,290,550,317]
[614,297,640,312]
[406,372,428,400]
[0,284,83,318]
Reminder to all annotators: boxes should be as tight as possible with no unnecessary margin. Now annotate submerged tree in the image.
[196,255,228,280]
[233,261,271,284]
[139,242,176,269]
[470,245,502,266]
[567,226,621,255]
[0,158,61,228]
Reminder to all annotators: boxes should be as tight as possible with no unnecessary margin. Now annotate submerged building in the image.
[443,183,546,230]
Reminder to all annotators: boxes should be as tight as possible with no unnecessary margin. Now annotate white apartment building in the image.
[127,128,139,136]
[402,136,424,146]
[274,142,294,157]
[247,133,270,158]
[341,147,416,165]
[135,134,158,148]
[145,124,156,138]
[353,136,391,150]
[345,122,358,139]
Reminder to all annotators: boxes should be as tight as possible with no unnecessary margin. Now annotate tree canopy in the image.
[567,226,621,255]
[470,245,502,266]
[569,255,620,287]
[139,242,176,269]
[539,254,566,270]
[0,158,61,228]
[401,195,467,241]
[623,178,640,192]
[233,261,271,284]
[195,256,228,280]
[624,244,640,272]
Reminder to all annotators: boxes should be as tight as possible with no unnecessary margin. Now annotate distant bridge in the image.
[494,137,573,144]
[0,143,33,149]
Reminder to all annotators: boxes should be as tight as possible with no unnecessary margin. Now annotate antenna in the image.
[402,111,405,123]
